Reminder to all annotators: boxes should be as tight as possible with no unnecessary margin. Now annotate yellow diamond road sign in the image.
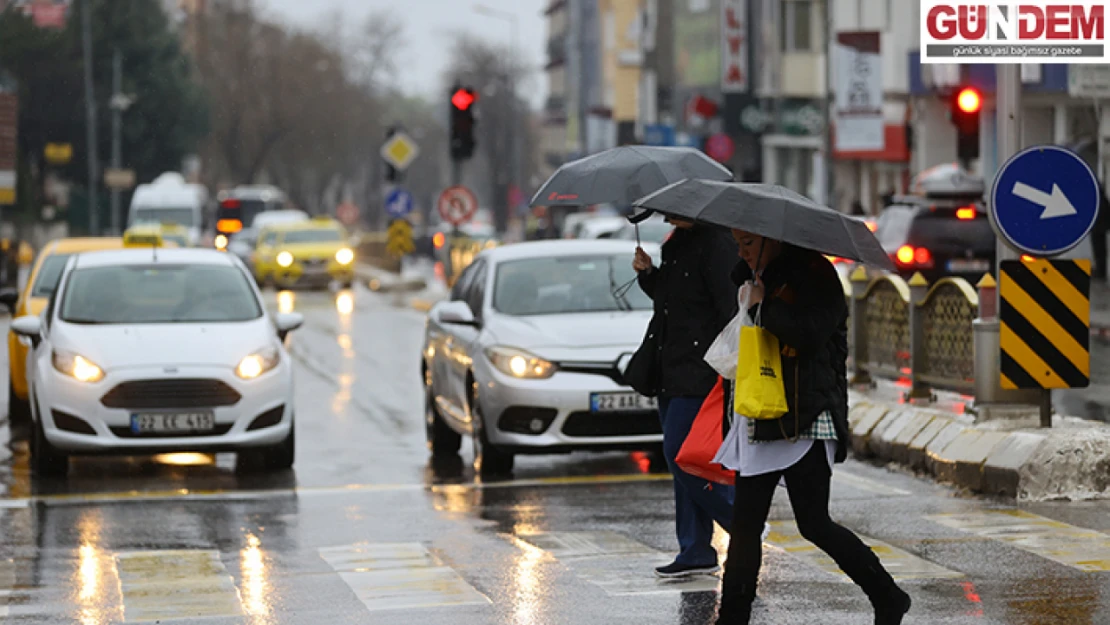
[381,132,420,171]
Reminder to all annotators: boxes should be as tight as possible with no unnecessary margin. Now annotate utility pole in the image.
[81,0,99,236]
[109,48,122,236]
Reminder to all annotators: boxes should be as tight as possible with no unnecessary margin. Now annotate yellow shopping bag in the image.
[732,325,789,420]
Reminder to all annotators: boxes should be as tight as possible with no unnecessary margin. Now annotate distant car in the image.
[226,210,310,268]
[10,248,304,476]
[576,216,628,239]
[612,213,674,245]
[873,196,995,283]
[422,239,663,476]
[0,237,124,435]
[252,217,356,289]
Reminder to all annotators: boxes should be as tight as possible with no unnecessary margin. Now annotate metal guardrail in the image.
[847,267,982,397]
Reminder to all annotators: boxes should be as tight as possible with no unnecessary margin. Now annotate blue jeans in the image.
[658,396,735,566]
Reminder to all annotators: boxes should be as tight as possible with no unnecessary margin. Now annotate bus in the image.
[213,185,287,248]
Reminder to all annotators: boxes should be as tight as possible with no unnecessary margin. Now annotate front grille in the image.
[110,424,234,439]
[555,362,625,386]
[100,379,241,410]
[562,411,661,438]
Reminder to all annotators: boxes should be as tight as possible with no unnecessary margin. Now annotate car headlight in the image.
[214,234,228,250]
[236,347,280,379]
[52,349,104,383]
[335,248,354,265]
[484,346,557,379]
[276,251,293,267]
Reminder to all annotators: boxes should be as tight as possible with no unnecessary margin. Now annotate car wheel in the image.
[470,380,513,477]
[7,381,31,439]
[30,412,68,478]
[425,370,461,457]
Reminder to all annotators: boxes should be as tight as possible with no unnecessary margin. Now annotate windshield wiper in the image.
[607,261,632,311]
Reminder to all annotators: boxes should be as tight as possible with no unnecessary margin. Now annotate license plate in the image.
[130,412,216,434]
[590,392,658,413]
[947,259,990,273]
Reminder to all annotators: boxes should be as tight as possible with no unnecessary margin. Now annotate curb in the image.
[847,394,1110,500]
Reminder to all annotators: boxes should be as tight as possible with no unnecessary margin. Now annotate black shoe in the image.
[875,589,911,625]
[654,560,720,578]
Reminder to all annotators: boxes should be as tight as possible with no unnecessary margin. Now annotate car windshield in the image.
[492,254,652,315]
[282,228,343,244]
[60,264,262,324]
[132,207,197,227]
[30,254,71,298]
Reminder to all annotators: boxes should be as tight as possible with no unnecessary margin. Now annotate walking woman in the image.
[715,229,912,624]
[632,216,738,577]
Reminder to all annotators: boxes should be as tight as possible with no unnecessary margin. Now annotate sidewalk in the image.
[1093,279,1110,333]
[849,380,1110,502]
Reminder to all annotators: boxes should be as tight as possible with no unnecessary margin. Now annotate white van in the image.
[127,172,208,246]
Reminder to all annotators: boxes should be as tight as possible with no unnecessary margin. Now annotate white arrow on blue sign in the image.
[990,145,1101,257]
[385,187,414,218]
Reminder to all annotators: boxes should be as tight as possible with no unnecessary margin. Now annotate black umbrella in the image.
[529,146,733,208]
[632,178,896,270]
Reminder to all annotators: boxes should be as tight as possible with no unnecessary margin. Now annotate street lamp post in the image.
[473,4,521,223]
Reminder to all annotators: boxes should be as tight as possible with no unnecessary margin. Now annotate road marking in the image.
[318,542,489,611]
[764,520,963,581]
[927,509,1110,571]
[831,470,912,496]
[3,472,675,508]
[515,531,720,595]
[115,550,243,622]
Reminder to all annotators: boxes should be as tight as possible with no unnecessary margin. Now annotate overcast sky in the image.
[258,0,548,110]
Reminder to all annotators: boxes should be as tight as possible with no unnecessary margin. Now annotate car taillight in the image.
[433,232,446,249]
[895,245,934,268]
[956,206,976,220]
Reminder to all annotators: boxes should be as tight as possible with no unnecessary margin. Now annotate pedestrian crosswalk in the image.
[5,504,1110,622]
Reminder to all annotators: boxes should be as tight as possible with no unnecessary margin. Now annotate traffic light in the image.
[950,86,981,163]
[449,85,478,161]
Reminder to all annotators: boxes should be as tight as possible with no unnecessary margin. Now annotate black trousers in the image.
[718,442,900,618]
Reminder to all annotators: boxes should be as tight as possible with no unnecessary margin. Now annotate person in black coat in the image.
[632,217,738,577]
[714,230,911,625]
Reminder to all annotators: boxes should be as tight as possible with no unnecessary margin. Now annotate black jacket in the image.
[637,225,738,398]
[731,246,851,463]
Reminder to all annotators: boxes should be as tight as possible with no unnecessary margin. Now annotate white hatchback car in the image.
[423,239,663,476]
[10,248,303,477]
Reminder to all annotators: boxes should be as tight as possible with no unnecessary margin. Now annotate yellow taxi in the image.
[158,223,191,248]
[123,223,183,248]
[252,216,355,289]
[0,237,123,431]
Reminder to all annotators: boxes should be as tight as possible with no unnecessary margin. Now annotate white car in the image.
[422,239,663,476]
[10,248,304,477]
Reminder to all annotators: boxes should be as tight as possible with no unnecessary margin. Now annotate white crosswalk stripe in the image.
[927,509,1110,572]
[515,531,721,596]
[317,542,490,611]
[115,550,243,622]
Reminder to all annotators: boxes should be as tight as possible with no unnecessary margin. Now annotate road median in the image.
[848,383,1110,501]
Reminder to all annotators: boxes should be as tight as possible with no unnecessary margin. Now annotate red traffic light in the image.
[956,88,981,114]
[451,88,476,111]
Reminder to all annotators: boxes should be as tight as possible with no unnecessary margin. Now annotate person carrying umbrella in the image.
[632,180,911,624]
[631,215,740,577]
[529,146,742,577]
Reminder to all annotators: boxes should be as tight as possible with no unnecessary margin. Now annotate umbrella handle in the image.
[635,223,640,247]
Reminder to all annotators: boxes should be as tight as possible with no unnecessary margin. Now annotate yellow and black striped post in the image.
[999,258,1090,390]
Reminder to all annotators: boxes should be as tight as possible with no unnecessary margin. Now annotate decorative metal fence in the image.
[844,267,981,397]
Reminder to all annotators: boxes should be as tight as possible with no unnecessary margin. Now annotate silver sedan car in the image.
[422,239,663,476]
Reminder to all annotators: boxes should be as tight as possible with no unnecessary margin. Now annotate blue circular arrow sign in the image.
[990,145,1101,257]
[385,188,414,218]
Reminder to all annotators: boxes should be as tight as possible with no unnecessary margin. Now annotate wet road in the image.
[2,286,1110,624]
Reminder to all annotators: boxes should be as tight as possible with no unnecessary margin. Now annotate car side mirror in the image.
[433,301,479,327]
[274,312,304,341]
[11,315,42,348]
[0,288,18,315]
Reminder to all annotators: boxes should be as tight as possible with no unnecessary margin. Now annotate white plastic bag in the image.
[703,284,755,380]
